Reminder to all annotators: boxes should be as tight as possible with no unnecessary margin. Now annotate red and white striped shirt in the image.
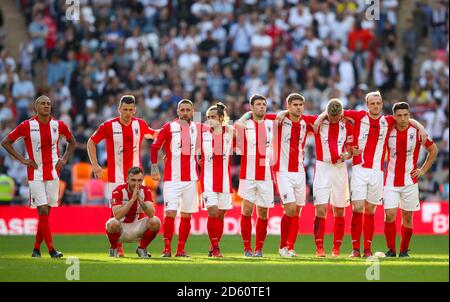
[236,114,276,181]
[273,114,312,172]
[150,119,209,182]
[310,115,353,164]
[110,184,153,223]
[385,125,434,187]
[90,117,155,183]
[200,125,234,193]
[7,116,73,181]
[344,110,396,170]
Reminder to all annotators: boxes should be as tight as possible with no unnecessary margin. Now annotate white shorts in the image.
[105,217,149,243]
[106,182,125,203]
[383,184,420,212]
[351,165,384,205]
[29,179,59,209]
[276,171,306,206]
[202,192,233,210]
[238,179,274,208]
[163,181,199,213]
[313,161,350,208]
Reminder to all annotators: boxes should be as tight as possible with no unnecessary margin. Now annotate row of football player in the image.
[0,92,436,258]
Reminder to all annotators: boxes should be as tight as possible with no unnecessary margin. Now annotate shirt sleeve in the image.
[264,113,277,120]
[384,115,397,126]
[345,121,354,145]
[150,122,170,164]
[344,110,365,121]
[143,187,153,202]
[140,119,156,137]
[90,122,107,144]
[58,121,73,140]
[110,188,123,207]
[302,114,318,125]
[7,121,27,142]
[423,136,434,148]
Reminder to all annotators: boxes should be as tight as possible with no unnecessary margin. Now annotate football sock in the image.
[106,231,121,249]
[34,214,46,250]
[240,214,252,251]
[255,217,268,251]
[384,221,397,252]
[400,225,413,253]
[351,212,363,250]
[40,214,54,251]
[287,215,299,250]
[280,214,293,249]
[163,216,175,251]
[139,229,158,249]
[207,216,219,248]
[333,216,345,250]
[177,217,191,252]
[363,213,375,251]
[314,216,325,249]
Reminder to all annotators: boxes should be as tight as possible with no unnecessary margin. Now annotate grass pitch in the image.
[0,234,448,282]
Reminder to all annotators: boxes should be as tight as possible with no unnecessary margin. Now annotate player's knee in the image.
[257,209,268,220]
[107,219,122,233]
[165,210,177,219]
[218,211,226,221]
[147,217,161,232]
[352,202,364,213]
[385,211,396,223]
[333,207,345,217]
[364,202,376,214]
[208,206,219,217]
[283,205,296,217]
[37,205,50,216]
[315,206,327,218]
[241,205,253,216]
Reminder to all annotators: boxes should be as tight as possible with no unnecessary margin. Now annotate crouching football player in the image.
[105,167,161,258]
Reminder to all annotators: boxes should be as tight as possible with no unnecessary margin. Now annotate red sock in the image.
[240,214,252,251]
[333,216,345,249]
[280,214,293,249]
[351,212,363,250]
[163,216,175,251]
[217,218,224,243]
[106,231,121,249]
[384,221,397,252]
[34,215,46,250]
[207,216,219,248]
[255,217,268,251]
[314,216,326,249]
[363,213,375,250]
[177,217,191,252]
[139,229,158,249]
[287,215,299,250]
[400,225,413,253]
[39,214,54,251]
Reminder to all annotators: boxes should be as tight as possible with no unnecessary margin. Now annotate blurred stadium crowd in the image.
[0,0,448,205]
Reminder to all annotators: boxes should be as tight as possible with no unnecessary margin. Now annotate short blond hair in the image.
[326,98,343,116]
[35,95,51,105]
[365,91,382,103]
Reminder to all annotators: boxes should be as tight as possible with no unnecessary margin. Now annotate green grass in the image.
[0,235,448,282]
